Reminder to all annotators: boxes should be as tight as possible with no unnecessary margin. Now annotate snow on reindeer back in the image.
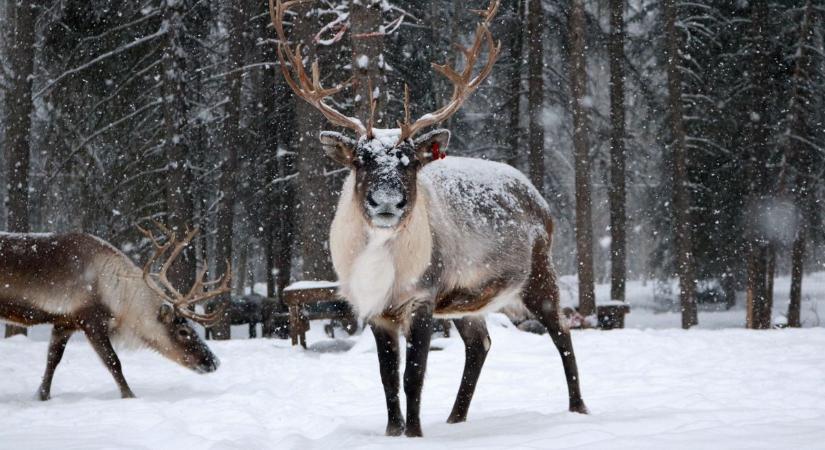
[420,156,550,234]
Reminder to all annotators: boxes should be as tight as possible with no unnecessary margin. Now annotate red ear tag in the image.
[431,142,446,160]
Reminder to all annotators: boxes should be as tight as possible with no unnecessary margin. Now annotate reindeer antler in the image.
[397,0,501,143]
[138,223,231,325]
[268,0,500,143]
[270,0,367,136]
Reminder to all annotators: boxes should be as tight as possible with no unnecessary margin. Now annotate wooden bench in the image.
[283,282,356,348]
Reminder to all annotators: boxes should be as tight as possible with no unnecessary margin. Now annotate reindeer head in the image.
[138,224,230,374]
[270,0,500,229]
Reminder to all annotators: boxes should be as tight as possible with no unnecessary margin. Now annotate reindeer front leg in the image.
[370,322,405,436]
[403,303,434,437]
[83,322,135,399]
[37,324,73,401]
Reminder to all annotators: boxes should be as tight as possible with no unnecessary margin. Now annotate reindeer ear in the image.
[413,129,450,165]
[320,131,356,166]
[158,303,175,324]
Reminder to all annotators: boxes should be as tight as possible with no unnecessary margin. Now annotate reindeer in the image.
[0,225,229,400]
[271,0,587,437]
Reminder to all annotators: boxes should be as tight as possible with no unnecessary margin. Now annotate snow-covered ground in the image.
[2,314,824,449]
[2,272,824,449]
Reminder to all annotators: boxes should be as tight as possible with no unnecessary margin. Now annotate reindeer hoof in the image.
[385,422,405,437]
[36,389,50,401]
[121,390,136,399]
[446,413,467,424]
[569,399,589,414]
[404,424,423,438]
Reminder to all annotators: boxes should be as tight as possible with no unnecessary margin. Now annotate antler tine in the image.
[270,0,367,136]
[366,77,377,138]
[397,83,412,138]
[154,226,200,303]
[469,0,499,25]
[182,260,233,311]
[397,0,501,143]
[137,224,178,303]
[177,301,229,326]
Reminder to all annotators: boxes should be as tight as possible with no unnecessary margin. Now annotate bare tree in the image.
[350,0,385,127]
[745,0,774,329]
[786,0,816,328]
[3,0,36,338]
[292,4,336,281]
[569,0,596,316]
[160,0,197,294]
[526,0,544,191]
[608,0,627,303]
[506,0,525,168]
[211,0,248,339]
[664,0,697,328]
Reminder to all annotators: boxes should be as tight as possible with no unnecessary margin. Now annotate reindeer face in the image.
[321,129,450,229]
[158,303,220,374]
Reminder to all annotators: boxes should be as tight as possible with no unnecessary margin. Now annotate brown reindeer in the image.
[0,225,229,400]
[271,0,587,437]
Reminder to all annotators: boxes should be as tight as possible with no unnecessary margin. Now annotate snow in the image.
[4,272,825,448]
[557,272,825,329]
[421,156,550,226]
[284,280,339,291]
[1,321,823,449]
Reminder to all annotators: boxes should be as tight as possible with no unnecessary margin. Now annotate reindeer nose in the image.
[368,190,405,211]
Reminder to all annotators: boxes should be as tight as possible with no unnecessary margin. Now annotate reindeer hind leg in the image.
[521,238,588,414]
[447,316,490,424]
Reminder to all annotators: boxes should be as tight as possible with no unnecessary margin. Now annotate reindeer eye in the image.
[177,328,191,339]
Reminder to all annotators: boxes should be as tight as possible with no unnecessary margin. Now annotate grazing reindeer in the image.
[271,0,587,437]
[0,226,229,400]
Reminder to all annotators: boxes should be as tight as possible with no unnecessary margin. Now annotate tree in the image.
[744,0,776,329]
[160,0,197,296]
[292,4,337,281]
[211,0,248,339]
[350,0,385,128]
[568,0,596,316]
[3,0,36,338]
[526,0,544,191]
[608,0,627,303]
[786,0,816,328]
[663,0,697,328]
[505,0,525,168]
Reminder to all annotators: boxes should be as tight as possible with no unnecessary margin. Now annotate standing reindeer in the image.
[271,0,587,437]
[0,226,229,400]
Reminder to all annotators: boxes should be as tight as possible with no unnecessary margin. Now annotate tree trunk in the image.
[506,0,525,168]
[745,0,774,329]
[569,0,596,316]
[786,0,815,328]
[526,0,544,191]
[608,0,627,303]
[350,0,384,129]
[236,244,248,296]
[161,1,196,298]
[788,221,806,327]
[264,152,279,299]
[211,0,246,339]
[3,0,35,338]
[664,0,697,328]
[293,5,336,281]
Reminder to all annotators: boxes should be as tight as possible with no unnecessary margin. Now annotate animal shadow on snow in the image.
[306,338,357,354]
[312,410,585,444]
[0,385,218,404]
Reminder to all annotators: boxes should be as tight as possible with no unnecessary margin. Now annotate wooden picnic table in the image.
[282,281,356,348]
